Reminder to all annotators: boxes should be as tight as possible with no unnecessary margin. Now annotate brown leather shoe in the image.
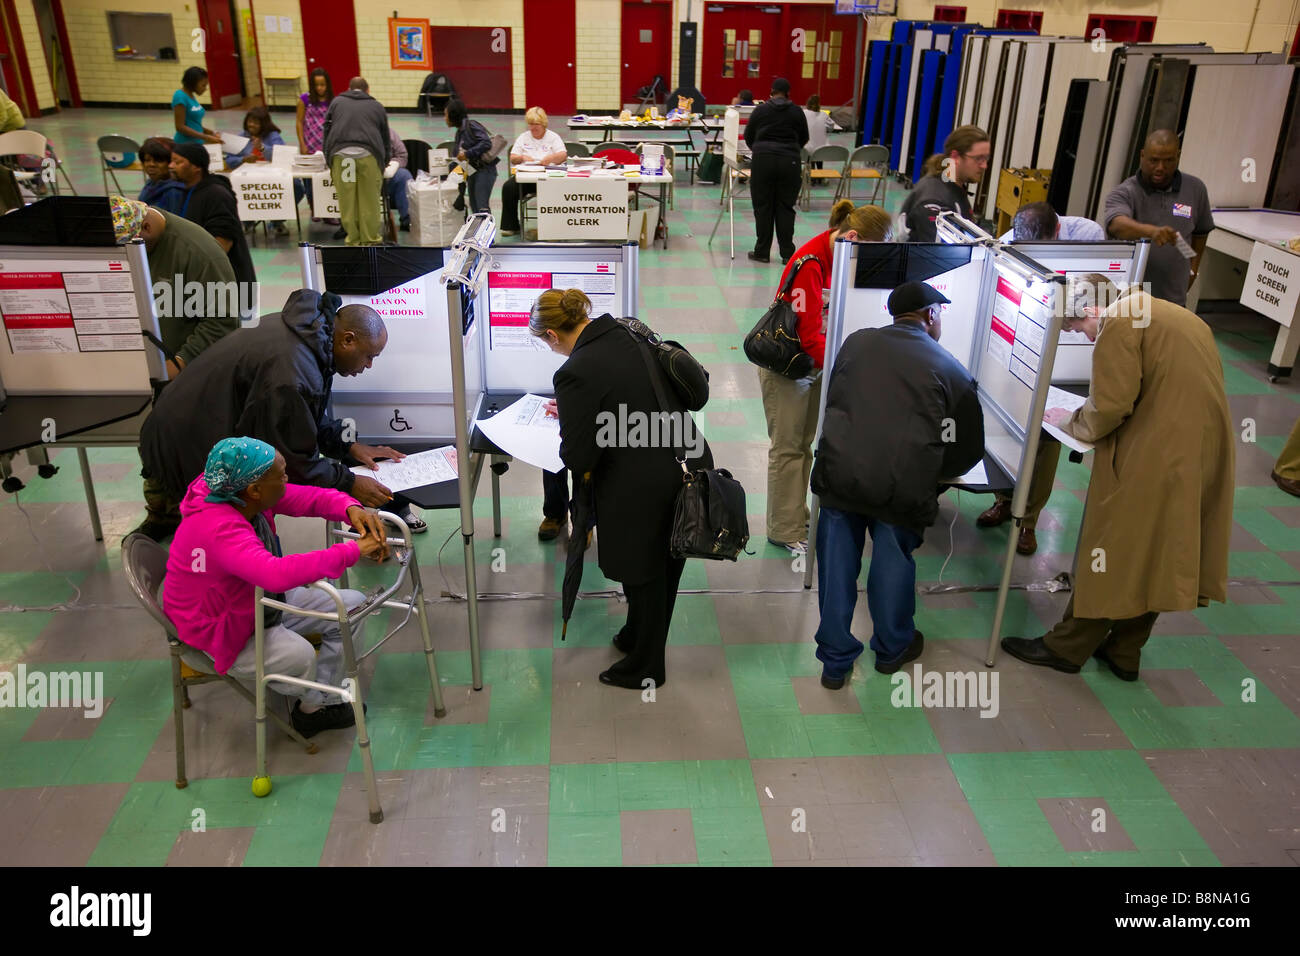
[538,517,564,541]
[1017,527,1037,555]
[976,499,1013,528]
[1272,470,1300,498]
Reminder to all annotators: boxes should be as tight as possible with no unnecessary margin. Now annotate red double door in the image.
[702,2,860,107]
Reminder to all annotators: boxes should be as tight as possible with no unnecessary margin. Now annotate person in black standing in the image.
[170,142,257,320]
[532,289,712,689]
[744,78,808,264]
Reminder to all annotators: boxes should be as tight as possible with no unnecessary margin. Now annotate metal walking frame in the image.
[252,511,446,824]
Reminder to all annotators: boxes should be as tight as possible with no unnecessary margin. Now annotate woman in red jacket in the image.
[760,200,892,553]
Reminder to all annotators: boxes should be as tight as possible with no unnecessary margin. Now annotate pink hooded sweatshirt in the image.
[163,475,362,674]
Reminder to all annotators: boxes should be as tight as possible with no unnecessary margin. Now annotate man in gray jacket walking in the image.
[323,77,391,246]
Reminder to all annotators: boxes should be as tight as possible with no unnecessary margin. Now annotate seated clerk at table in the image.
[978,201,1101,556]
[998,201,1104,243]
[138,137,186,215]
[1103,128,1214,308]
[137,294,429,540]
[224,106,303,238]
[1002,275,1234,682]
[499,107,567,237]
[898,125,989,243]
[169,143,257,317]
[163,437,390,739]
[810,282,985,688]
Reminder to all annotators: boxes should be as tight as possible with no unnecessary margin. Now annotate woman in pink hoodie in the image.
[163,437,390,738]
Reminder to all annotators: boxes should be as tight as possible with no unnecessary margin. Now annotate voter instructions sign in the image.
[1241,241,1299,327]
[536,179,629,241]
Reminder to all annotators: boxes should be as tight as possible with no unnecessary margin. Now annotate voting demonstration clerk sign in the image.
[229,167,294,220]
[1241,241,1299,327]
[536,179,629,240]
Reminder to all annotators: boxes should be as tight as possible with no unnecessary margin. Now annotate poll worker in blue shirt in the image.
[998,202,1105,243]
[809,281,985,687]
[171,67,222,146]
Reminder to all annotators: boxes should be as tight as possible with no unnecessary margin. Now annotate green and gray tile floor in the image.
[1,109,1298,866]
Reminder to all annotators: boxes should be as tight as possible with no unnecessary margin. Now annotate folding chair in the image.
[121,534,319,792]
[800,144,848,210]
[254,512,446,823]
[838,144,890,204]
[0,129,77,196]
[562,141,591,158]
[98,134,144,195]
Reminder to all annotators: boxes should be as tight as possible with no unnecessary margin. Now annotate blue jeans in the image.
[813,506,923,677]
[468,161,498,214]
[388,167,413,222]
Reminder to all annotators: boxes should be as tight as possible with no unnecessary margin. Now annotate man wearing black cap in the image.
[170,142,257,318]
[744,77,808,264]
[809,281,984,686]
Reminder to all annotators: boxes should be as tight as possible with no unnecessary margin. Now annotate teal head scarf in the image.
[203,437,278,504]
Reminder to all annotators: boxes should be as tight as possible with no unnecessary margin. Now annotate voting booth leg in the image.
[409,558,448,717]
[984,520,1023,667]
[76,447,103,542]
[463,533,484,690]
[491,456,504,538]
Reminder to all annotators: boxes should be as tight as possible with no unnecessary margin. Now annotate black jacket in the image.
[139,289,355,499]
[744,96,809,157]
[181,174,256,302]
[811,322,984,535]
[554,315,713,585]
[454,118,497,167]
[899,174,972,243]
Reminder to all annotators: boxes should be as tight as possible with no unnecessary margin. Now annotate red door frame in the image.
[48,0,79,107]
[702,2,783,106]
[621,0,673,106]
[299,0,360,96]
[524,0,576,113]
[781,4,861,106]
[196,0,244,108]
[0,0,39,116]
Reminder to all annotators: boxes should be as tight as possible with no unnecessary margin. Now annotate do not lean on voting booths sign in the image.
[1241,241,1299,327]
[311,172,341,219]
[229,167,295,220]
[535,179,629,241]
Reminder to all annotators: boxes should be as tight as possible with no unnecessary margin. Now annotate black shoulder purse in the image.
[619,322,751,561]
[743,253,819,379]
[615,316,709,410]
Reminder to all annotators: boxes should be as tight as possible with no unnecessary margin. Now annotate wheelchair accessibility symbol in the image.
[389,409,412,432]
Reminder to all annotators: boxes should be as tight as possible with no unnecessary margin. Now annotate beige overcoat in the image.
[1064,292,1234,619]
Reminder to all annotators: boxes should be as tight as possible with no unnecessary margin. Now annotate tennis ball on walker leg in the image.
[251,776,272,797]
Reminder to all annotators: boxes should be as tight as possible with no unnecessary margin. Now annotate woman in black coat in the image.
[531,289,712,689]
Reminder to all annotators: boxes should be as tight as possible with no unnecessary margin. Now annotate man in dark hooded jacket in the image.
[133,289,421,539]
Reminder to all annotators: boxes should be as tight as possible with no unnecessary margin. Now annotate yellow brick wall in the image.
[14,0,56,111]
[60,0,206,104]
[233,0,262,101]
[576,0,620,110]
[251,0,306,100]
[357,1,526,111]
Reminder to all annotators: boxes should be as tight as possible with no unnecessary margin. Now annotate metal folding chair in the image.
[800,144,848,210]
[253,512,446,823]
[120,533,318,791]
[838,144,890,204]
[98,134,145,196]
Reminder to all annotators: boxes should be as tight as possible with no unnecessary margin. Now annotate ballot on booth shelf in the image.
[474,392,562,473]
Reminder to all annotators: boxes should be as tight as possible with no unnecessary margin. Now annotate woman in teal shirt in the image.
[172,67,222,146]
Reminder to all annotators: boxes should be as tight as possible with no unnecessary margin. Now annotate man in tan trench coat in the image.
[1002,276,1234,680]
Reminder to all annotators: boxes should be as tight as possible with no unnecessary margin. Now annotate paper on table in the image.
[221,132,250,153]
[350,446,457,493]
[475,393,563,473]
[942,460,988,486]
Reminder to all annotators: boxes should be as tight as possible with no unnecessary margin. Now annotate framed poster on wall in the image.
[390,18,431,70]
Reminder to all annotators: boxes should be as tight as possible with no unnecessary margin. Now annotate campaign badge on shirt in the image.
[1172,203,1192,218]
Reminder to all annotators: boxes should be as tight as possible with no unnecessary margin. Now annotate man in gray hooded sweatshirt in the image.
[323,77,391,246]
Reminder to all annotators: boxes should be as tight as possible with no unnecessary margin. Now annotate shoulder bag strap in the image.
[617,320,688,468]
[774,253,820,305]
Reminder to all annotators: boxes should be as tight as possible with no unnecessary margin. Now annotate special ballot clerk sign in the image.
[535,179,629,241]
[229,167,295,220]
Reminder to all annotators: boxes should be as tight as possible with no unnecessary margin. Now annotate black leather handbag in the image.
[743,253,819,379]
[615,317,709,411]
[621,323,750,561]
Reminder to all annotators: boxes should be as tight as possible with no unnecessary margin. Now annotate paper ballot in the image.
[942,460,988,486]
[221,132,251,154]
[475,393,563,473]
[350,446,457,493]
[1175,232,1197,259]
[1042,386,1094,453]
